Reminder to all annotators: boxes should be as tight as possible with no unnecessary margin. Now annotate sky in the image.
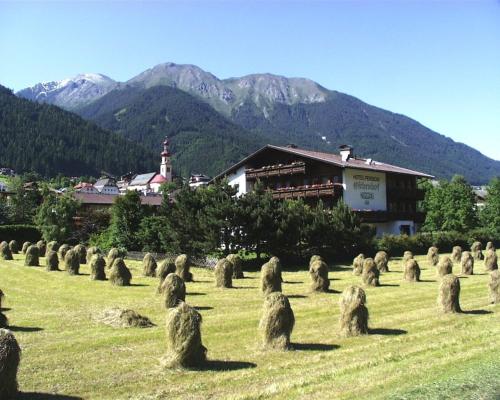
[1,0,499,160]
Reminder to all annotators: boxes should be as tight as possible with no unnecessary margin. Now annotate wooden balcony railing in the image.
[387,187,425,201]
[246,161,306,179]
[271,183,342,200]
[356,210,426,223]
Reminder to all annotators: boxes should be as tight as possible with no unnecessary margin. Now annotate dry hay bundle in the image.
[142,252,157,277]
[261,257,282,295]
[157,258,176,293]
[58,244,71,261]
[437,256,453,277]
[451,246,462,263]
[160,273,186,308]
[0,329,21,399]
[8,240,19,254]
[460,251,474,275]
[45,241,59,257]
[352,253,365,276]
[489,270,500,304]
[90,254,106,281]
[45,250,59,271]
[64,249,80,275]
[24,245,39,266]
[339,285,369,337]
[226,253,244,279]
[404,259,421,282]
[21,241,31,254]
[484,249,498,271]
[362,258,380,287]
[374,251,389,272]
[470,241,484,260]
[309,258,330,292]
[427,246,439,266]
[109,258,132,286]
[163,302,207,368]
[95,307,153,328]
[36,240,46,256]
[86,246,101,264]
[214,258,233,288]
[403,251,413,263]
[0,289,4,309]
[0,311,7,328]
[438,274,461,313]
[0,241,13,261]
[486,241,495,252]
[73,244,87,264]
[107,247,120,269]
[175,254,193,282]
[259,292,295,350]
[309,255,323,266]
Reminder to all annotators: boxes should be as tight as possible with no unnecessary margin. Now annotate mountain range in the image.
[15,62,500,184]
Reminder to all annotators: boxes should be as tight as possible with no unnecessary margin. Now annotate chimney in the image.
[339,145,353,162]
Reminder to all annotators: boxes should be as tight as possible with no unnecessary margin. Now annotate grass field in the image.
[0,251,499,400]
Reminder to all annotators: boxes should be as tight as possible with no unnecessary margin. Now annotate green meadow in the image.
[0,251,498,399]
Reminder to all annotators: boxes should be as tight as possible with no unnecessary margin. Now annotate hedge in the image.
[376,229,500,257]
[0,225,42,243]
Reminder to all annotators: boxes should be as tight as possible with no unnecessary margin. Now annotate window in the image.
[400,225,411,235]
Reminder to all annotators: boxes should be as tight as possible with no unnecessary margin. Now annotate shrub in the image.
[0,224,41,244]
[259,292,294,350]
[339,285,369,337]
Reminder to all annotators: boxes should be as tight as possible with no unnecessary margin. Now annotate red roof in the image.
[150,173,167,184]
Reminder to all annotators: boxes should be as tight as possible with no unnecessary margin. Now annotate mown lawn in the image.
[0,251,498,400]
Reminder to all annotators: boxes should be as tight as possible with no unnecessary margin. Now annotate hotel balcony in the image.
[271,183,343,200]
[246,161,306,179]
[387,187,425,201]
[356,210,426,223]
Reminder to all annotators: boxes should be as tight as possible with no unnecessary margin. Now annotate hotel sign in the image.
[342,168,387,211]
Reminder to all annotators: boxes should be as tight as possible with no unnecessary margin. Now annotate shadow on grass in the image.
[419,279,437,283]
[129,283,149,287]
[193,280,212,284]
[369,328,407,336]
[283,281,303,285]
[18,393,83,400]
[0,307,11,311]
[197,360,257,371]
[288,294,307,299]
[378,283,400,287]
[187,292,206,296]
[232,286,258,289]
[8,325,44,332]
[292,343,339,351]
[462,309,493,315]
[194,306,213,311]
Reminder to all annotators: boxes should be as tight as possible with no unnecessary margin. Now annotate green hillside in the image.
[0,85,156,177]
[77,85,272,177]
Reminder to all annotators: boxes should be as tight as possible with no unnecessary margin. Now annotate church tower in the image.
[160,137,172,182]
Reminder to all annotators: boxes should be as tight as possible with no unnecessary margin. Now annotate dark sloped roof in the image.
[74,192,162,206]
[213,145,434,180]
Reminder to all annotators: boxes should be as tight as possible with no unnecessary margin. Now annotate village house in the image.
[213,144,434,236]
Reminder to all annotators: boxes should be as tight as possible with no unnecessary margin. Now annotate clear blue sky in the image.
[1,1,499,160]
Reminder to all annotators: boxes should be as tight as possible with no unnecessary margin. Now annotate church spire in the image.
[160,137,172,181]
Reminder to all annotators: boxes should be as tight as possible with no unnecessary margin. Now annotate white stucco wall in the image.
[373,220,415,237]
[227,166,247,197]
[342,168,387,211]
